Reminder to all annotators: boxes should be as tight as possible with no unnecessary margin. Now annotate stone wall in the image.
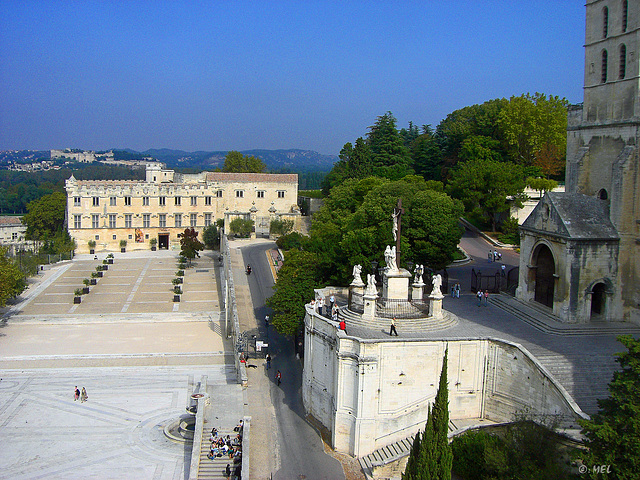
[303,308,586,457]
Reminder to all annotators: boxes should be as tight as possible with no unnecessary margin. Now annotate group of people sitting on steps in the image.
[207,421,243,468]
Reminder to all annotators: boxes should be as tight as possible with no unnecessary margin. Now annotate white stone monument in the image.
[428,273,444,318]
[363,274,378,318]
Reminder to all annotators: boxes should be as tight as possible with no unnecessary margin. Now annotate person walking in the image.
[389,317,398,336]
[318,296,324,316]
[264,315,269,328]
[225,463,231,480]
[329,294,336,312]
[455,283,460,298]
[265,354,271,370]
[477,290,483,306]
[80,387,88,403]
[488,250,493,263]
[275,370,282,386]
[74,386,80,401]
[483,290,489,306]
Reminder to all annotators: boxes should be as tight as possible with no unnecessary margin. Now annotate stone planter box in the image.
[173,295,181,303]
[82,287,89,294]
[90,279,97,285]
[108,258,113,264]
[102,265,108,270]
[174,287,182,295]
[89,249,95,255]
[74,297,81,304]
[97,271,103,277]
[151,246,156,251]
[121,248,126,253]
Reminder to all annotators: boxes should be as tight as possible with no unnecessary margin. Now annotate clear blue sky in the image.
[0,1,585,156]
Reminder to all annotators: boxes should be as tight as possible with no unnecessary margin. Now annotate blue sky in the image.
[0,1,585,156]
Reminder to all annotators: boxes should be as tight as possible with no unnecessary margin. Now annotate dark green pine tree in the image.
[431,348,453,480]
[402,430,422,480]
[402,348,452,480]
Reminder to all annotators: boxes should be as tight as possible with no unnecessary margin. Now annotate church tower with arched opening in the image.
[517,0,640,325]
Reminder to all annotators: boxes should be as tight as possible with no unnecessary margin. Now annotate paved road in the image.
[240,241,345,480]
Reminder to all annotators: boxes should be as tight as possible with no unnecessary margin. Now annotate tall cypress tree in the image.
[402,348,452,480]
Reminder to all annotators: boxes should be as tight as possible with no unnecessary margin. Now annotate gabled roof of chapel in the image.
[521,192,619,240]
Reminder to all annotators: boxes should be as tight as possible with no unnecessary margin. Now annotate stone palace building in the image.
[65,163,299,253]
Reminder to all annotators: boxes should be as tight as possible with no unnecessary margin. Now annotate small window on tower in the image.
[603,6,609,38]
[602,49,608,83]
[619,44,626,79]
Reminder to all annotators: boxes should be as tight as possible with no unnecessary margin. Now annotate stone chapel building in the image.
[517,0,640,325]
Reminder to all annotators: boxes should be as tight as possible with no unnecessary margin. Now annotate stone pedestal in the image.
[362,292,378,318]
[429,292,444,319]
[349,283,365,309]
[411,283,425,301]
[382,268,412,303]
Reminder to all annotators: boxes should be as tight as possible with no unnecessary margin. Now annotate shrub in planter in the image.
[83,279,90,287]
[74,288,83,303]
[172,278,183,285]
[178,262,187,270]
[150,238,157,251]
[176,270,184,277]
[88,240,96,254]
[90,278,97,285]
[107,253,114,258]
[91,272,99,279]
[174,286,182,295]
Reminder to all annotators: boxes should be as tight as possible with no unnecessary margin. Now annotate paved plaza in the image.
[0,250,243,480]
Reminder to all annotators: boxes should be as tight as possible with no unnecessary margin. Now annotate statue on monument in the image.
[384,245,398,272]
[392,208,400,242]
[413,264,424,285]
[351,264,364,286]
[365,274,377,296]
[431,273,443,296]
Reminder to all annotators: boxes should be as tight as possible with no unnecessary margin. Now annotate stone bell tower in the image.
[565,0,640,323]
[518,0,640,324]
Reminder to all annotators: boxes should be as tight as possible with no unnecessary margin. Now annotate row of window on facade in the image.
[75,190,286,208]
[602,2,628,39]
[73,213,216,229]
[600,44,627,83]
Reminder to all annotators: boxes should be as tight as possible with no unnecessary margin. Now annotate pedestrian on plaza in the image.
[318,296,324,316]
[483,290,489,306]
[501,264,506,277]
[477,290,483,306]
[264,315,269,328]
[266,354,271,370]
[488,250,493,263]
[233,464,241,480]
[331,305,338,321]
[389,317,398,336]
[80,387,88,402]
[275,370,282,386]
[455,283,461,298]
[329,294,336,311]
[74,386,80,401]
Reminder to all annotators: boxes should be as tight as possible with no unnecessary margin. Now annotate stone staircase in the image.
[195,420,239,480]
[339,307,458,332]
[489,295,640,336]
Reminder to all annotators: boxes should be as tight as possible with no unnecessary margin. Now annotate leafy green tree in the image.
[266,249,320,337]
[179,228,204,265]
[527,177,558,196]
[368,112,412,179]
[269,218,294,236]
[229,218,254,237]
[0,247,26,307]
[202,224,219,249]
[497,92,569,169]
[22,191,67,241]
[447,159,526,232]
[579,335,640,479]
[222,151,267,173]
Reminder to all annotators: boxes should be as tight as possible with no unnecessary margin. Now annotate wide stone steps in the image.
[489,295,640,336]
[338,307,457,333]
[525,351,617,416]
[196,421,238,480]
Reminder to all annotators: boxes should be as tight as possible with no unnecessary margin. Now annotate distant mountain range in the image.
[0,148,338,173]
[133,148,337,172]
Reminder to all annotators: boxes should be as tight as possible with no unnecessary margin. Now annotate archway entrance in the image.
[591,282,606,318]
[534,245,555,308]
[158,234,169,250]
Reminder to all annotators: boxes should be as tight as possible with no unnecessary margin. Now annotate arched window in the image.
[598,188,609,200]
[623,1,628,32]
[619,44,626,79]
[603,6,609,38]
[602,49,608,83]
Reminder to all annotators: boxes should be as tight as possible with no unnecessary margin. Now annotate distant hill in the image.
[138,148,337,172]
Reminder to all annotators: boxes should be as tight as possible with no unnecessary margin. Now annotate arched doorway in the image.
[591,282,606,318]
[534,245,555,308]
